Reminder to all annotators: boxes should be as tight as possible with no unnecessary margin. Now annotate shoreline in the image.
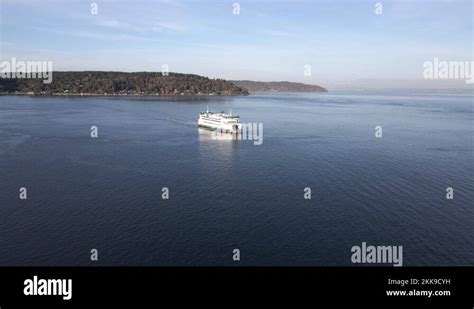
[0,92,249,97]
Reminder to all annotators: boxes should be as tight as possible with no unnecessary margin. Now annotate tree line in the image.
[0,71,249,96]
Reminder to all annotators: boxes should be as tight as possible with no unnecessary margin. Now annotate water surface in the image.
[0,91,472,266]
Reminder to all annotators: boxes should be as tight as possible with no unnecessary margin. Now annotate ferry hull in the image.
[198,119,241,133]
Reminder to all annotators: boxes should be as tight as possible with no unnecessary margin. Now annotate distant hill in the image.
[0,71,249,96]
[232,80,327,93]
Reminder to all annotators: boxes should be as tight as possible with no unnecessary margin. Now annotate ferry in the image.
[198,108,241,133]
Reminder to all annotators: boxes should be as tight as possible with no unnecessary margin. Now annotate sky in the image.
[0,0,473,89]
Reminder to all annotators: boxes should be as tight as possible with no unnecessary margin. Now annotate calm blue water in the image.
[0,91,472,266]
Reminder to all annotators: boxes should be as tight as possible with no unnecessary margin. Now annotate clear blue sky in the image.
[0,0,472,89]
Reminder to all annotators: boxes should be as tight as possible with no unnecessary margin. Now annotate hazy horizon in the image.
[1,0,473,90]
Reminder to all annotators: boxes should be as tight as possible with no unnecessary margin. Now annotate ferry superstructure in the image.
[198,108,241,133]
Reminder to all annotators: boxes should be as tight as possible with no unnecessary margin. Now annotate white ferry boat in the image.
[198,108,241,133]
